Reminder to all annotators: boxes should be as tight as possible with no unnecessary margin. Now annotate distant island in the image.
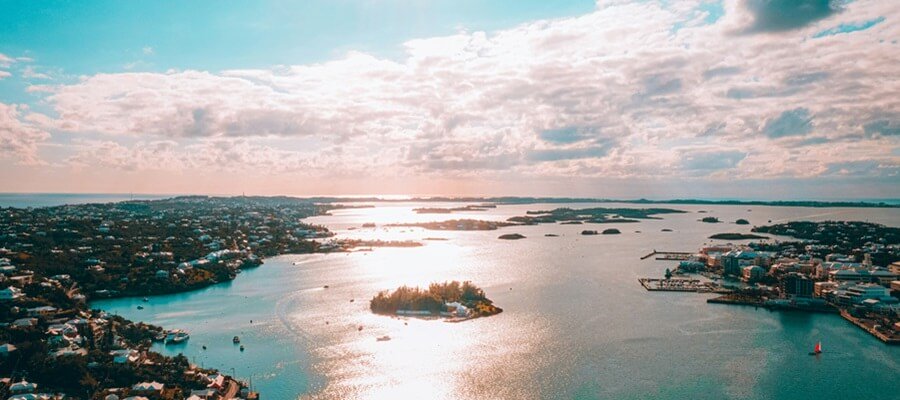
[700,217,720,223]
[388,219,518,231]
[709,233,768,240]
[413,204,496,214]
[508,207,685,225]
[735,219,750,225]
[370,281,502,321]
[293,196,900,209]
[602,228,621,235]
[498,233,526,240]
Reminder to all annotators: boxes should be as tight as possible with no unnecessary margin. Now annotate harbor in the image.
[840,310,900,345]
[640,250,695,261]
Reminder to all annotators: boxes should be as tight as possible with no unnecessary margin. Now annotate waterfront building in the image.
[814,281,839,297]
[833,283,893,305]
[828,268,898,286]
[784,273,814,297]
[742,265,766,283]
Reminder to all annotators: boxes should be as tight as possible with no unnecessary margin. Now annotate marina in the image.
[637,278,720,292]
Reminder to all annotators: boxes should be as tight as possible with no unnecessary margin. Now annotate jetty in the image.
[840,310,900,345]
[640,250,694,261]
[638,278,718,292]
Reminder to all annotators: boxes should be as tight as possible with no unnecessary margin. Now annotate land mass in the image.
[708,233,769,240]
[370,281,502,320]
[507,207,685,225]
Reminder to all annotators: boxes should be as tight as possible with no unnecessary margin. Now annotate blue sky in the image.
[0,0,898,198]
[0,0,594,74]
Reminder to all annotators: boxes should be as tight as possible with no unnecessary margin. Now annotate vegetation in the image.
[508,207,685,225]
[498,233,526,240]
[388,219,518,231]
[700,217,720,223]
[370,281,502,318]
[709,233,768,240]
[601,229,621,235]
[735,219,750,225]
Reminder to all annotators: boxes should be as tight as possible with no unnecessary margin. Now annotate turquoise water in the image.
[93,203,900,399]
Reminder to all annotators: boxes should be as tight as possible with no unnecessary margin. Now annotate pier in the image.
[638,278,718,292]
[640,250,694,261]
[840,310,900,345]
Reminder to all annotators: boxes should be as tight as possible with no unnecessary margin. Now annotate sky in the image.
[0,0,898,199]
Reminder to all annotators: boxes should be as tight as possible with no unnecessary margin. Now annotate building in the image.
[890,261,900,275]
[0,286,23,301]
[784,273,814,297]
[742,265,766,283]
[834,283,892,305]
[814,281,838,297]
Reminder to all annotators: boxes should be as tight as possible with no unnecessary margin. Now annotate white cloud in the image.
[25,0,900,184]
[0,103,51,165]
[0,71,10,80]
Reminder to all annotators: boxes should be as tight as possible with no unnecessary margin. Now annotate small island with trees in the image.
[370,281,503,321]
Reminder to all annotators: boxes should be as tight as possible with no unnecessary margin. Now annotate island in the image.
[581,230,599,235]
[413,204,496,214]
[602,229,621,235]
[388,219,519,231]
[700,217,720,223]
[370,281,502,321]
[498,233,526,240]
[735,219,750,225]
[507,207,685,225]
[708,233,768,240]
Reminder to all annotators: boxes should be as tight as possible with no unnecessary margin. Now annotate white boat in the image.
[166,330,190,344]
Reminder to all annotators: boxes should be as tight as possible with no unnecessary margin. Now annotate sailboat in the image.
[808,341,822,355]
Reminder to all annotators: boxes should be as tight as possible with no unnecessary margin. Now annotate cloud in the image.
[0,71,10,80]
[742,0,844,33]
[762,108,813,138]
[12,0,900,185]
[0,53,14,68]
[142,46,154,55]
[0,103,51,165]
[22,66,51,80]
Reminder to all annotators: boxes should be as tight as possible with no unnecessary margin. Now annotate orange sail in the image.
[814,342,822,353]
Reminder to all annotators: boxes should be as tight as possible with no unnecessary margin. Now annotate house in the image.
[189,388,218,399]
[0,286,23,301]
[9,380,38,394]
[12,318,37,327]
[0,343,17,356]
[131,381,164,394]
[155,270,169,279]
[27,306,58,317]
[110,349,141,364]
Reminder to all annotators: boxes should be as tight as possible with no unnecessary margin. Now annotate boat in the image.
[240,345,245,351]
[142,297,149,302]
[136,305,144,310]
[808,341,822,355]
[376,335,391,342]
[165,330,190,344]
[233,336,240,344]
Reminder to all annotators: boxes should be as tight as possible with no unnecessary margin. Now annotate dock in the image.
[840,310,900,345]
[638,278,718,292]
[640,250,694,261]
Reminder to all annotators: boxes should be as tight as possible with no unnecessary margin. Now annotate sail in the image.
[814,342,822,353]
